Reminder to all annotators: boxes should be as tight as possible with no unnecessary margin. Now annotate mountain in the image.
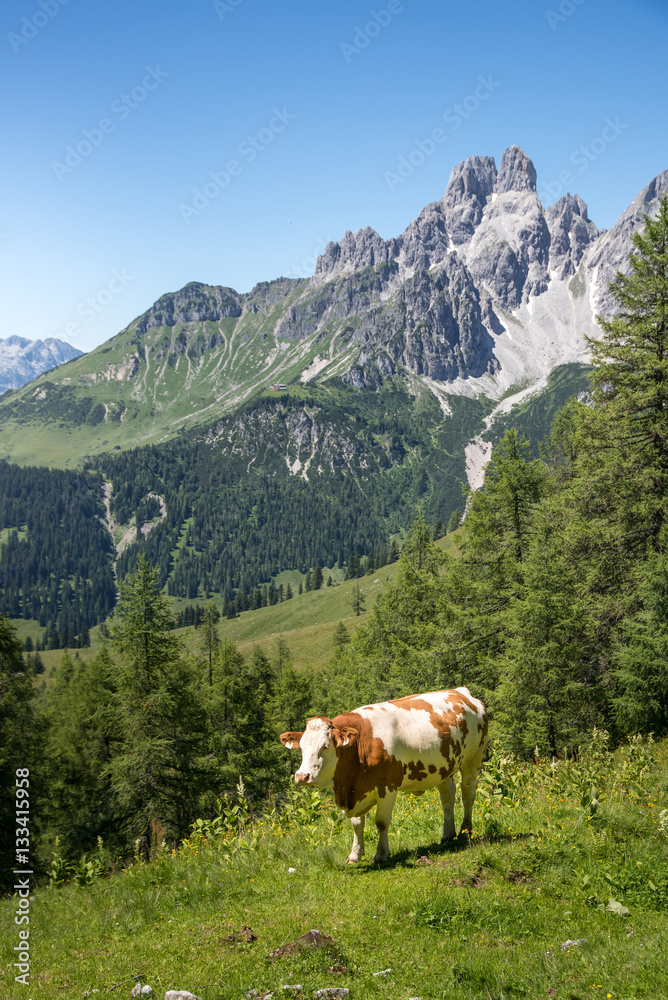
[0,146,665,473]
[0,336,82,394]
[0,146,666,638]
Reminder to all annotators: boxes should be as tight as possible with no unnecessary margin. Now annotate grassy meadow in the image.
[2,735,666,1000]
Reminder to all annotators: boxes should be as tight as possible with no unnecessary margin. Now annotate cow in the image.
[280,687,488,864]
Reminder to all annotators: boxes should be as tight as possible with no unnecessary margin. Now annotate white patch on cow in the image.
[295,718,337,787]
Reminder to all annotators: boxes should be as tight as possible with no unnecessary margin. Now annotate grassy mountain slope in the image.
[2,735,666,1000]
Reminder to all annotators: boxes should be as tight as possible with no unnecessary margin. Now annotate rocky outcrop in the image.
[546,194,600,280]
[496,145,537,194]
[587,169,668,316]
[136,282,242,333]
[314,227,395,280]
[441,155,496,245]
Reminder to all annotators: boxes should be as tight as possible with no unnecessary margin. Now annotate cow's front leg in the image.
[439,776,456,842]
[373,791,397,863]
[347,814,365,863]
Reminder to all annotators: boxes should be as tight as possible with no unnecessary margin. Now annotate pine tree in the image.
[106,556,203,851]
[587,194,668,551]
[446,509,462,534]
[285,582,293,600]
[312,565,323,590]
[333,621,351,647]
[349,580,366,617]
[200,602,221,686]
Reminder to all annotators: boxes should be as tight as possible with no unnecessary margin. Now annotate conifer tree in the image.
[588,194,668,551]
[333,621,351,647]
[200,602,221,686]
[106,556,204,851]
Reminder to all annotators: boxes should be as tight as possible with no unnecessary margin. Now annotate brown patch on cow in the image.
[363,707,374,711]
[389,695,435,713]
[439,766,448,779]
[406,759,428,782]
[221,925,257,944]
[478,714,489,749]
[428,764,437,774]
[268,929,338,960]
[330,712,404,814]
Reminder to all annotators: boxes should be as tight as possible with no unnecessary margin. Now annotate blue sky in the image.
[2,0,667,352]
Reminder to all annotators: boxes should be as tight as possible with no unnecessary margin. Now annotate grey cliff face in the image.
[496,145,537,194]
[441,155,497,245]
[546,194,600,280]
[314,227,394,279]
[587,170,668,316]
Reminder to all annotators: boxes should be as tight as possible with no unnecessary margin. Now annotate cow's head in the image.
[280,716,358,787]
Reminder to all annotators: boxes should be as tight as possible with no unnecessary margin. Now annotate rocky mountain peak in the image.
[441,155,497,245]
[496,145,537,194]
[135,282,242,334]
[0,336,83,393]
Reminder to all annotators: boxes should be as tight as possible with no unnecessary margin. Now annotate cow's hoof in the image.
[346,856,360,864]
[441,833,456,844]
[372,855,389,865]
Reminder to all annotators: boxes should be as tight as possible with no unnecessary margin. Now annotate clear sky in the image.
[2,0,667,352]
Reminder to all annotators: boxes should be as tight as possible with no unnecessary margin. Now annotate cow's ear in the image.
[280,731,304,749]
[332,726,358,748]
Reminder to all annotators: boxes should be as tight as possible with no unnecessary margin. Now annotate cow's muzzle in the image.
[295,772,312,785]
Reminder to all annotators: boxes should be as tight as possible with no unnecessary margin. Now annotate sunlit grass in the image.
[2,736,666,999]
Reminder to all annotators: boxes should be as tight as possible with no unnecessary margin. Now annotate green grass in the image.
[3,738,666,999]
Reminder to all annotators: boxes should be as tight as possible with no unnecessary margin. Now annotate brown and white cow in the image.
[280,687,488,863]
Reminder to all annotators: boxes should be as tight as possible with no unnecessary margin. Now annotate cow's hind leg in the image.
[347,814,365,864]
[459,763,480,837]
[373,791,398,863]
[439,776,456,843]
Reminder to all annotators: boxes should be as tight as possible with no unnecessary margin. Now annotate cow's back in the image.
[332,688,487,808]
